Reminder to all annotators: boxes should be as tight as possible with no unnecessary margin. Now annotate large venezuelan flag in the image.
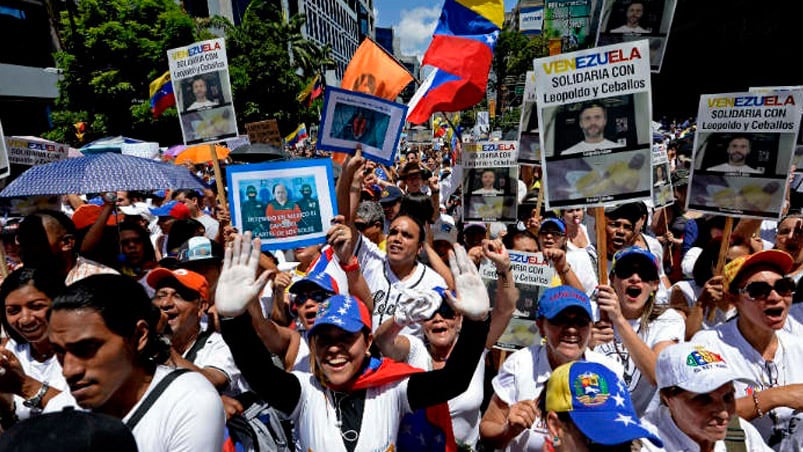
[149,71,175,118]
[407,0,502,124]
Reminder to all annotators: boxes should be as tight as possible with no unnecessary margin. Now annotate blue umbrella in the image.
[0,152,206,198]
[79,136,145,155]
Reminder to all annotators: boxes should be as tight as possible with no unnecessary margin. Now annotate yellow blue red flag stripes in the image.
[407,0,502,124]
[284,123,308,146]
[149,71,175,118]
[297,74,320,103]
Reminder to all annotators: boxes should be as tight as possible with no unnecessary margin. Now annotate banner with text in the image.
[534,39,653,209]
[462,141,519,222]
[5,136,69,166]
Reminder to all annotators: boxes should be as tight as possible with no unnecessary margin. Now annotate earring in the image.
[553,435,561,447]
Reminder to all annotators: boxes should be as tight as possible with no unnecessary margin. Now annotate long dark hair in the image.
[49,274,169,369]
[0,267,66,344]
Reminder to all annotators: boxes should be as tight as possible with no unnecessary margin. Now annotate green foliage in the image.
[45,0,196,145]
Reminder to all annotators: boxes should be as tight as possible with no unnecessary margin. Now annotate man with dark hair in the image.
[706,135,762,174]
[296,183,322,234]
[561,103,624,155]
[186,77,219,111]
[173,189,220,241]
[45,274,225,451]
[265,183,302,239]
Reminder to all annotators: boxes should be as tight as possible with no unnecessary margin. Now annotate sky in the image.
[375,0,518,59]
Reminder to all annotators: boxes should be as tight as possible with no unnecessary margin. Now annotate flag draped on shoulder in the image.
[285,123,308,146]
[341,38,414,101]
[406,0,503,124]
[149,71,175,118]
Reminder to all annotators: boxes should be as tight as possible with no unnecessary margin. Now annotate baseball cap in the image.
[119,202,155,222]
[379,186,403,204]
[656,343,749,393]
[432,214,458,244]
[71,204,122,230]
[722,249,794,294]
[0,408,138,452]
[604,202,643,224]
[150,200,191,220]
[545,361,663,447]
[611,246,660,280]
[464,221,487,232]
[177,236,222,264]
[536,286,593,320]
[289,271,339,295]
[308,294,372,335]
[147,267,209,301]
[539,217,566,234]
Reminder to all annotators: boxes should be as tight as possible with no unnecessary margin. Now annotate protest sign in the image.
[534,40,653,209]
[227,159,337,250]
[4,136,69,166]
[519,5,544,35]
[167,38,238,145]
[519,71,541,164]
[543,0,603,55]
[0,123,9,179]
[687,90,803,219]
[245,119,283,148]
[317,87,407,166]
[480,251,554,350]
[596,0,677,73]
[651,145,674,208]
[462,141,519,222]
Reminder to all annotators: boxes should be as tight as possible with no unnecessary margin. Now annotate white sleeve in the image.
[648,309,685,346]
[681,247,702,280]
[191,333,237,386]
[404,334,432,371]
[491,350,524,406]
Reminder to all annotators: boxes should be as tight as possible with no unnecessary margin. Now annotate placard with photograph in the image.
[543,0,603,55]
[168,38,239,145]
[534,40,653,209]
[687,90,803,219]
[595,0,677,73]
[317,87,407,166]
[462,141,519,222]
[652,144,674,208]
[227,159,337,250]
[519,71,541,164]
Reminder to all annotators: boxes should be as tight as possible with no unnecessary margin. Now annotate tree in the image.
[44,0,197,146]
[491,27,548,117]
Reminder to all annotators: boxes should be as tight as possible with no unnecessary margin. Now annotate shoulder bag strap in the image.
[125,368,191,430]
[184,328,214,363]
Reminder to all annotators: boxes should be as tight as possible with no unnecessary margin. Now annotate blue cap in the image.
[540,217,566,234]
[537,286,593,320]
[289,271,339,295]
[87,196,105,206]
[546,360,663,447]
[149,200,191,219]
[308,295,372,335]
[379,186,403,204]
[611,246,660,279]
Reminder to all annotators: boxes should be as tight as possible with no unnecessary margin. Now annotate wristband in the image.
[558,264,571,275]
[752,391,765,418]
[340,256,359,273]
[23,382,49,409]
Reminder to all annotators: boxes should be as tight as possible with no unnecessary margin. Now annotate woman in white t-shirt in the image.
[217,233,491,452]
[561,208,599,295]
[0,268,68,426]
[479,285,624,451]
[374,238,517,449]
[591,246,684,416]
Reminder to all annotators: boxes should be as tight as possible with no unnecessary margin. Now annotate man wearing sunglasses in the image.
[692,249,803,449]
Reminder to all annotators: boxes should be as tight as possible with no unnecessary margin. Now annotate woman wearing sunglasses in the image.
[373,238,517,450]
[591,246,685,417]
[217,232,491,451]
[692,249,803,449]
[480,285,624,451]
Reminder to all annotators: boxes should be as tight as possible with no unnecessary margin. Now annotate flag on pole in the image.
[297,74,321,104]
[406,0,503,124]
[341,38,414,101]
[285,123,308,146]
[308,76,324,106]
[149,71,175,118]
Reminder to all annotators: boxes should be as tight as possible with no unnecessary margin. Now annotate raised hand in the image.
[446,244,490,321]
[393,286,443,326]
[215,232,270,318]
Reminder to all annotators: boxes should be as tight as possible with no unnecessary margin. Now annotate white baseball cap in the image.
[656,343,748,393]
[432,214,458,244]
[119,202,155,222]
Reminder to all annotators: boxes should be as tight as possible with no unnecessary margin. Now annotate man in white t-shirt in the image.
[560,103,624,156]
[692,249,803,449]
[609,1,651,34]
[706,135,763,174]
[46,274,224,452]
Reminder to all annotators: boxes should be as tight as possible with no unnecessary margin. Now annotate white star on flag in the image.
[617,380,627,392]
[615,413,635,427]
[338,307,348,315]
[485,31,499,46]
[611,392,625,407]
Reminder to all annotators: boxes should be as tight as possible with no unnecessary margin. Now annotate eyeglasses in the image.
[613,264,658,281]
[429,302,456,320]
[293,291,332,305]
[739,278,795,301]
[764,360,779,388]
[548,313,591,328]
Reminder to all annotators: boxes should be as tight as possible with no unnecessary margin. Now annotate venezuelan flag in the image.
[149,71,175,118]
[285,123,308,146]
[297,74,320,104]
[407,0,502,124]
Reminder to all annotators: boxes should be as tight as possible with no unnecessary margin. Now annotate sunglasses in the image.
[293,291,332,305]
[613,264,658,281]
[354,221,377,232]
[429,302,456,320]
[548,312,591,328]
[739,278,795,301]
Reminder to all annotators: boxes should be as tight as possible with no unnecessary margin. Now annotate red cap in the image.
[72,204,122,230]
[147,267,209,301]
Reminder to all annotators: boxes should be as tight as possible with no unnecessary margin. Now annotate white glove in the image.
[393,285,443,326]
[215,232,270,318]
[447,244,490,321]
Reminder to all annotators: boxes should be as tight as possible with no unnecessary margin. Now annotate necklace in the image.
[327,389,360,443]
